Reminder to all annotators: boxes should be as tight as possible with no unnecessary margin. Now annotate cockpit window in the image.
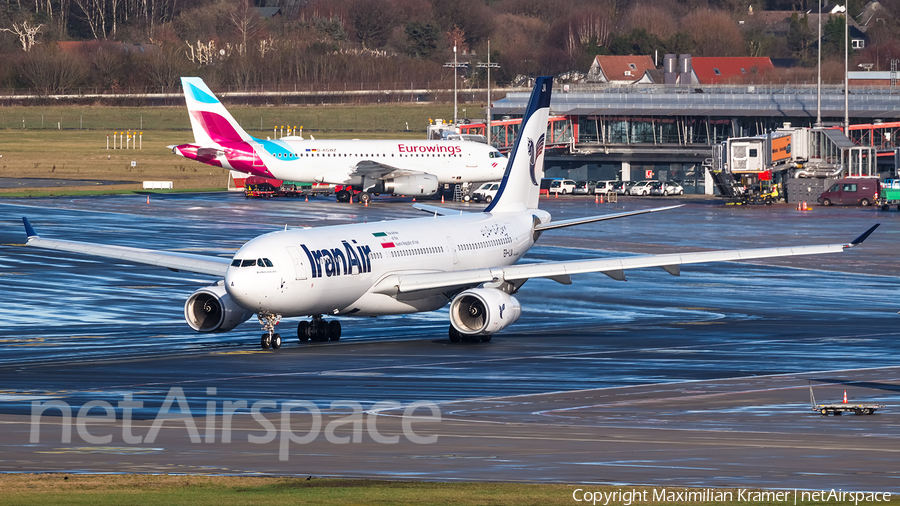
[231,258,274,268]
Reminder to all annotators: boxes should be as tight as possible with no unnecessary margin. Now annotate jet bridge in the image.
[708,125,876,202]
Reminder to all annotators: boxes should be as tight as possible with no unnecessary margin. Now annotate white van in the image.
[472,182,501,203]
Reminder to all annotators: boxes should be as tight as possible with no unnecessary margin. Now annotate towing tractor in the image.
[878,179,900,211]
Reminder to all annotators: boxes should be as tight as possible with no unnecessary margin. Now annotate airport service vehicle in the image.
[594,181,616,194]
[22,77,879,350]
[817,177,880,207]
[878,179,900,211]
[244,177,334,198]
[649,181,685,196]
[629,180,655,196]
[172,77,507,204]
[472,182,501,203]
[548,179,576,194]
[810,384,885,416]
[573,181,596,195]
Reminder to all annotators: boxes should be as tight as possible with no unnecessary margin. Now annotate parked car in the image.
[611,181,633,195]
[650,181,685,196]
[817,177,880,206]
[548,179,576,195]
[593,180,617,194]
[628,180,655,196]
[573,181,596,195]
[472,181,501,203]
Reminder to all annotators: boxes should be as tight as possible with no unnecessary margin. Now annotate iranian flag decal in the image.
[373,232,395,248]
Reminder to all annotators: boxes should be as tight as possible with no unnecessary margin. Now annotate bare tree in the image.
[1,21,44,52]
[74,0,107,39]
[229,1,261,56]
[18,48,89,94]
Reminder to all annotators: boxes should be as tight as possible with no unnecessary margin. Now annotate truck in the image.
[244,177,334,199]
[809,384,885,416]
[878,179,900,211]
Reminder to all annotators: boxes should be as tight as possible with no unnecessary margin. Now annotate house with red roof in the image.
[587,55,657,84]
[689,57,775,84]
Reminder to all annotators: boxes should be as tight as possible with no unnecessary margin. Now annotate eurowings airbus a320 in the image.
[23,77,878,349]
[172,77,507,203]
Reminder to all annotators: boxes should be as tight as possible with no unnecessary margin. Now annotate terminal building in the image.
[479,56,900,195]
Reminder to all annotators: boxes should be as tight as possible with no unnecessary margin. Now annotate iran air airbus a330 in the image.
[172,77,507,203]
[23,77,878,350]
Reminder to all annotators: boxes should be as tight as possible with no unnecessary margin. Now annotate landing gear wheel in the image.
[822,198,831,206]
[271,333,282,349]
[315,321,329,341]
[261,333,272,349]
[297,321,310,342]
[359,192,372,204]
[328,320,342,341]
[336,190,351,203]
[448,325,461,343]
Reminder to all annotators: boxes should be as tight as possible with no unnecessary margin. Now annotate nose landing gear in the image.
[297,315,341,343]
[258,312,282,350]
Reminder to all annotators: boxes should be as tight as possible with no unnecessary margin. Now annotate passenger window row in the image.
[461,236,512,251]
[389,246,444,258]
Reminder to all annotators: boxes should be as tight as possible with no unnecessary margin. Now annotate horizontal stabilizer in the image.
[534,205,683,231]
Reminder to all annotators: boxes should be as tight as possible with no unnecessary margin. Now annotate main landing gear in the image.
[335,189,373,204]
[297,315,341,343]
[448,325,493,343]
[259,312,282,350]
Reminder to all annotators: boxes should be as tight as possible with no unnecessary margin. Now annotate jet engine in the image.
[184,283,254,332]
[449,288,521,336]
[376,174,439,196]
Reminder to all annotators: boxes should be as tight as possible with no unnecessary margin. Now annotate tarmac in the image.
[0,192,898,490]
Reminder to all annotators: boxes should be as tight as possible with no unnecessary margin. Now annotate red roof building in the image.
[690,57,775,84]
[588,55,657,84]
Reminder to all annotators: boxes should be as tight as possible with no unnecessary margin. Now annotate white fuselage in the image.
[224,209,550,317]
[251,138,507,185]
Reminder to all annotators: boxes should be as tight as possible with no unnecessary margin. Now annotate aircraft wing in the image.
[21,218,230,277]
[353,160,425,179]
[412,203,468,216]
[372,224,879,296]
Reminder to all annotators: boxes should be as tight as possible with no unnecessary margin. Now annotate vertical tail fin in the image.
[484,76,553,213]
[182,77,253,145]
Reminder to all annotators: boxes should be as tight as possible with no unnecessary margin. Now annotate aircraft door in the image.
[446,237,458,264]
[285,246,309,280]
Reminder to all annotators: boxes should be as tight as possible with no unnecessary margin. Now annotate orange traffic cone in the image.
[146,195,149,204]
[554,192,558,198]
[304,195,308,202]
[441,195,445,203]
[412,197,416,202]
[364,200,368,207]
[349,194,353,204]
[843,390,848,404]
[595,195,599,203]
[600,194,604,204]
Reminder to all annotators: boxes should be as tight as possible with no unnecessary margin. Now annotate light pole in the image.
[443,46,469,124]
[477,39,500,145]
[816,0,822,127]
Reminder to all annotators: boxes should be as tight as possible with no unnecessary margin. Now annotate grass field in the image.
[0,103,457,196]
[1,475,875,506]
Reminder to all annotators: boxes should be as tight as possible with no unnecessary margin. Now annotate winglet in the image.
[23,217,37,239]
[846,223,879,248]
